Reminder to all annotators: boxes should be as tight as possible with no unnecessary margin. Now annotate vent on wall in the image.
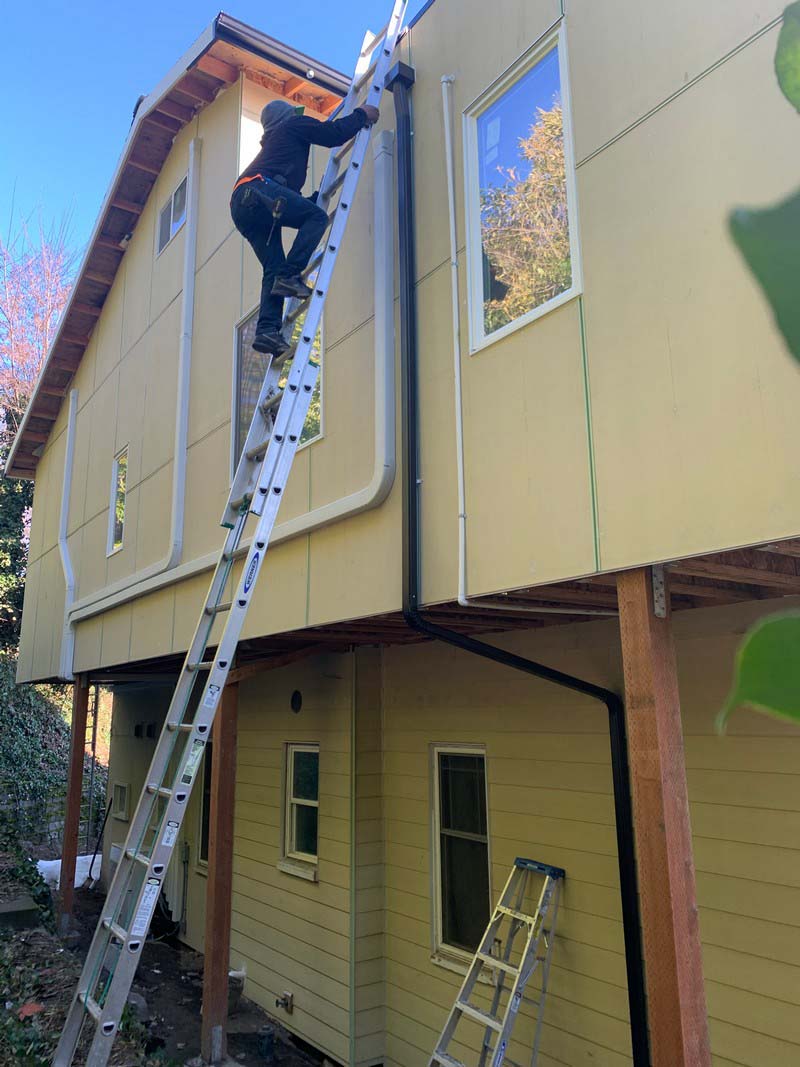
[112,782,130,821]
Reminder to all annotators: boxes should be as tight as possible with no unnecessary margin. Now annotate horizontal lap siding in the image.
[231,654,353,1064]
[381,601,800,1066]
[381,633,631,1066]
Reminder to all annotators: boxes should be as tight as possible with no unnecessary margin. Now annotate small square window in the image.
[284,744,319,864]
[434,747,491,954]
[107,447,128,555]
[156,176,188,254]
[465,28,581,351]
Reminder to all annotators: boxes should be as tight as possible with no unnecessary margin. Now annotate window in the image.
[434,747,491,954]
[107,447,128,554]
[199,741,213,865]
[284,744,319,863]
[157,176,188,254]
[465,28,581,351]
[233,309,322,470]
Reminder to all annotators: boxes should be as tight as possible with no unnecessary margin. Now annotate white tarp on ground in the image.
[37,854,100,889]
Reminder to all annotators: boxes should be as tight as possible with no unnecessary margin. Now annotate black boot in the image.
[252,330,290,356]
[271,275,313,299]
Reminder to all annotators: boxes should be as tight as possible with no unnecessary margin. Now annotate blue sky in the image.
[0,0,428,253]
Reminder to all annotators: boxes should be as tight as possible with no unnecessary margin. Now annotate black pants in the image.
[230,178,328,334]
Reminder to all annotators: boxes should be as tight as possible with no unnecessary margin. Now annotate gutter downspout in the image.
[388,63,651,1067]
[57,388,79,680]
[440,74,612,620]
[66,137,201,619]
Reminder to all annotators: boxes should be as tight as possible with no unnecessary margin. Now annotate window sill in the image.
[469,286,581,357]
[277,857,318,883]
[195,862,208,878]
[106,544,124,559]
[431,949,494,986]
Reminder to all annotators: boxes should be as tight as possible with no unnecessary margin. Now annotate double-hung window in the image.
[284,743,320,864]
[434,747,491,954]
[157,176,188,254]
[107,447,128,555]
[465,26,581,351]
[232,310,322,471]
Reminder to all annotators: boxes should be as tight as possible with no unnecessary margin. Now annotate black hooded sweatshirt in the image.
[237,107,370,192]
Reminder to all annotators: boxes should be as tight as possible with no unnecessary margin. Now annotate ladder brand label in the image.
[131,878,161,938]
[162,820,180,849]
[181,739,205,785]
[203,683,221,710]
[243,551,260,594]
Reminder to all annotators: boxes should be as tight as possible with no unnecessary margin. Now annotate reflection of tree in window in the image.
[235,311,321,464]
[112,450,127,550]
[478,48,571,336]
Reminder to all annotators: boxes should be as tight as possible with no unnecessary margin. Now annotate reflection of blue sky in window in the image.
[478,47,561,192]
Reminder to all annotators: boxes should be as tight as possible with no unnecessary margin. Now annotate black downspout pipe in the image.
[387,62,651,1067]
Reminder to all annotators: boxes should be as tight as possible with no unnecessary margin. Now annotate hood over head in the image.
[260,100,296,138]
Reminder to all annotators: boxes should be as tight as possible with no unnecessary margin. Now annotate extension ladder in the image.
[429,858,565,1067]
[53,4,407,1063]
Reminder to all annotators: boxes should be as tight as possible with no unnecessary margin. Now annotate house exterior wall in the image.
[101,597,800,1064]
[382,598,800,1066]
[16,0,798,684]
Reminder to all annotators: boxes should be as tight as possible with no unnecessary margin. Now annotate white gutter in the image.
[440,76,613,618]
[68,129,396,625]
[66,137,201,621]
[57,389,79,680]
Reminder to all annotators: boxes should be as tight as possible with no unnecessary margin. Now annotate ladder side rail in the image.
[530,881,562,1067]
[489,921,541,1067]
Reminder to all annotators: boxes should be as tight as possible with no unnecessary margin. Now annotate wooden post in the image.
[60,674,90,932]
[617,568,711,1066]
[201,683,239,1064]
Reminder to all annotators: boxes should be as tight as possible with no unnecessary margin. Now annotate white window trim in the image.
[106,446,128,557]
[463,23,583,356]
[430,743,492,966]
[230,306,325,482]
[155,174,188,257]
[282,743,320,872]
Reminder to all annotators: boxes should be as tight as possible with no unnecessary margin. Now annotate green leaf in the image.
[729,187,800,363]
[776,2,800,112]
[717,611,800,732]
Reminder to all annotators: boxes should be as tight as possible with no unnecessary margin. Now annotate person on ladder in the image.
[231,98,380,357]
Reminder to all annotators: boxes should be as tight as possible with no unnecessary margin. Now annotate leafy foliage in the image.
[776,1,800,111]
[0,430,33,648]
[717,613,800,731]
[480,103,571,335]
[0,652,107,848]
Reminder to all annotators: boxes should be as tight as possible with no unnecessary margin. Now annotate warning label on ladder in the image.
[131,879,161,938]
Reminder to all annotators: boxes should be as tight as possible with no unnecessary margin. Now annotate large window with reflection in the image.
[465,27,581,351]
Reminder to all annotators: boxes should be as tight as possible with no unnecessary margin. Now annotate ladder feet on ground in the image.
[52,4,409,1066]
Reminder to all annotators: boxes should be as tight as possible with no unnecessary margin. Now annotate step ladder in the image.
[429,858,565,1067]
[53,5,407,1064]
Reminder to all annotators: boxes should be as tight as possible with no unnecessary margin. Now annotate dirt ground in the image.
[70,887,327,1066]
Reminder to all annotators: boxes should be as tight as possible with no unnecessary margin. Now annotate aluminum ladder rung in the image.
[361,20,390,55]
[431,1054,466,1067]
[457,1001,502,1033]
[497,904,537,925]
[78,992,104,1023]
[101,918,133,945]
[125,848,150,867]
[54,5,409,1064]
[145,784,172,799]
[476,951,518,976]
[302,247,325,278]
[205,600,232,615]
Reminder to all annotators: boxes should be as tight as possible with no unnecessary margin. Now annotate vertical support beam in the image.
[617,568,711,1067]
[59,674,90,932]
[201,683,239,1065]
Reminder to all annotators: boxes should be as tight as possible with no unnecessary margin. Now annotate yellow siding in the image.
[380,599,800,1067]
